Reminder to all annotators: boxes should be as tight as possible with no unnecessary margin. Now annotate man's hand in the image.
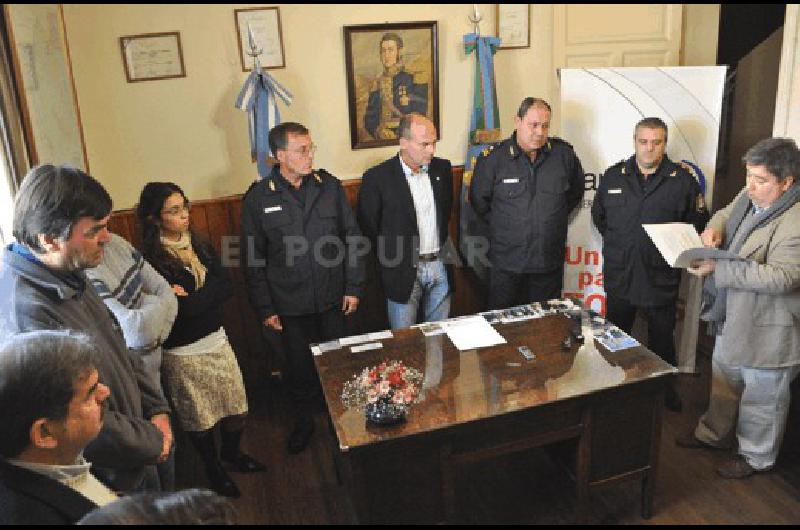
[342,296,360,315]
[264,314,283,331]
[701,228,722,248]
[150,413,172,463]
[172,284,188,297]
[687,258,716,278]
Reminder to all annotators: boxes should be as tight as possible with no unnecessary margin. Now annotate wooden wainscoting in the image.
[108,167,485,388]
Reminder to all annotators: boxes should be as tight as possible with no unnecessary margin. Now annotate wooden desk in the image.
[315,313,676,524]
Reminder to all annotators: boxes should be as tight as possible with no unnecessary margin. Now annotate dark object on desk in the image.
[365,400,407,426]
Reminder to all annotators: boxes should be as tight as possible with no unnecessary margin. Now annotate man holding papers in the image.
[678,138,800,480]
[592,117,709,411]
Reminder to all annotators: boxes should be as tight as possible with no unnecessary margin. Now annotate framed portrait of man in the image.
[344,21,439,150]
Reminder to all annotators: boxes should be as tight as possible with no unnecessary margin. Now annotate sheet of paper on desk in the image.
[441,315,507,351]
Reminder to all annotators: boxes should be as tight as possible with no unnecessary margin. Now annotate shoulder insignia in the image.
[509,144,516,157]
[670,170,677,177]
[269,179,276,192]
[549,136,574,149]
[314,171,322,184]
[621,166,626,175]
[696,194,707,213]
[547,141,552,150]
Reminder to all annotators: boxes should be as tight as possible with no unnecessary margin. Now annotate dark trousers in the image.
[280,307,345,419]
[489,267,563,309]
[605,294,677,366]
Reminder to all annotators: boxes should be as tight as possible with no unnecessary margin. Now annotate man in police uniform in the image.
[364,32,428,140]
[469,97,585,309]
[240,122,365,453]
[591,117,709,412]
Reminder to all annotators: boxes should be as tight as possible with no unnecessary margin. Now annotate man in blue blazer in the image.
[358,113,454,329]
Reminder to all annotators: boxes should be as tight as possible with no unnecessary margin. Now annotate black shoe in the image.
[222,452,267,473]
[287,420,315,454]
[206,460,241,498]
[665,385,683,412]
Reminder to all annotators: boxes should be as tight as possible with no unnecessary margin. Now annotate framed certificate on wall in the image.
[497,4,530,49]
[119,31,186,82]
[235,6,285,71]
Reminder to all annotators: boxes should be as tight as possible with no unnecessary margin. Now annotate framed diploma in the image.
[119,31,186,82]
[235,7,286,71]
[496,4,530,49]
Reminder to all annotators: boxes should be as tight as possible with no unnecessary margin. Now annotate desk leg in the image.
[641,387,665,519]
[345,454,371,524]
[440,443,457,523]
[575,407,592,524]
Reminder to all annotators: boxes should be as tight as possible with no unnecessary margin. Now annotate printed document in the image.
[441,315,507,351]
[642,223,742,268]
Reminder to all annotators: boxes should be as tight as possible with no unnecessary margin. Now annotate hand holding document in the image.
[642,223,743,268]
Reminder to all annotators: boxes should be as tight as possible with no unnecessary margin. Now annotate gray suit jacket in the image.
[709,188,800,367]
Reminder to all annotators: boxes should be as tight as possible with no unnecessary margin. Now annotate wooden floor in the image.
[175,349,800,524]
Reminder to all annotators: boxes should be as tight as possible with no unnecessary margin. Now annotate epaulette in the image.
[243,179,262,197]
[548,136,574,150]
[480,144,496,158]
[611,159,626,175]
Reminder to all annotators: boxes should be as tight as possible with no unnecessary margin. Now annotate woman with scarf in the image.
[136,182,265,498]
[677,138,800,479]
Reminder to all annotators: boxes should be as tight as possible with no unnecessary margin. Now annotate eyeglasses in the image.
[286,144,317,157]
[161,202,191,216]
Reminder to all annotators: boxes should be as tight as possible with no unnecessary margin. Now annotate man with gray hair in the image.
[0,331,117,524]
[0,165,172,492]
[358,112,454,329]
[678,138,800,479]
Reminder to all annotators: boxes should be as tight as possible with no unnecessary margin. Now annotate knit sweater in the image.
[85,234,178,394]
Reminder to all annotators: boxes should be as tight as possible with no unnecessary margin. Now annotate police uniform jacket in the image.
[241,166,365,320]
[357,155,454,304]
[469,133,585,273]
[591,155,709,307]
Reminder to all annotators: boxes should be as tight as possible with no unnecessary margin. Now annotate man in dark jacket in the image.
[469,97,585,309]
[357,113,454,329]
[0,165,172,492]
[0,331,116,524]
[241,122,365,454]
[591,117,709,412]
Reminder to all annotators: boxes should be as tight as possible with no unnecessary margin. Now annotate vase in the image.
[365,400,407,426]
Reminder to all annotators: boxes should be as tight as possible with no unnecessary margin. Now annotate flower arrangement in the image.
[341,360,424,420]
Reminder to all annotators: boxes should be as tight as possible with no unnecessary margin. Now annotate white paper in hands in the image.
[642,223,742,268]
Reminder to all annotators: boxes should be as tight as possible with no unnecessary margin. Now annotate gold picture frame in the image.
[343,21,439,150]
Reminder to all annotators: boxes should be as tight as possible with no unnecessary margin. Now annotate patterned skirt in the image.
[162,328,248,432]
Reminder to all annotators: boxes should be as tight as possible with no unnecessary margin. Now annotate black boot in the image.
[665,384,683,413]
[220,428,266,473]
[188,430,240,498]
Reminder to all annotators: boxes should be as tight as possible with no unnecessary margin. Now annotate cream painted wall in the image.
[62,4,716,209]
[64,3,545,209]
[682,4,720,66]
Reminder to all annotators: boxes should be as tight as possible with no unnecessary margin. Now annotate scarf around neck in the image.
[160,231,207,290]
[702,183,800,333]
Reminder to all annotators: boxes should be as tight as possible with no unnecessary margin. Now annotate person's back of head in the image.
[76,488,236,525]
[13,164,112,253]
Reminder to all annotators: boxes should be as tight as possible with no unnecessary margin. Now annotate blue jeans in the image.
[387,260,450,329]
